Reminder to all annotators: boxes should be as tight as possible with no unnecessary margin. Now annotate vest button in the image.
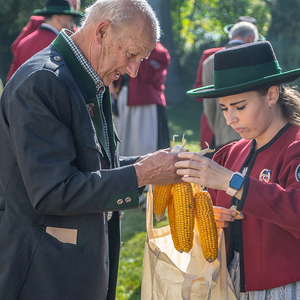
[117,199,124,205]
[125,197,132,203]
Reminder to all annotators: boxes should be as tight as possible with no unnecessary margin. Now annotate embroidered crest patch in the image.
[259,169,271,182]
[295,164,300,181]
[149,59,161,69]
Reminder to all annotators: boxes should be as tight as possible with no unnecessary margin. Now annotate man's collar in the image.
[225,40,245,49]
[40,23,60,35]
[51,30,98,95]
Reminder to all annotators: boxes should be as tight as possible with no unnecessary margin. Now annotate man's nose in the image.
[126,60,141,78]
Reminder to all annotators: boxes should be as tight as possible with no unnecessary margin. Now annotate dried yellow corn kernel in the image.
[194,189,218,263]
[167,193,181,252]
[153,184,173,222]
[172,182,194,253]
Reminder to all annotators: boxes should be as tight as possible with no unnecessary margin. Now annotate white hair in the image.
[80,0,160,42]
[229,21,259,42]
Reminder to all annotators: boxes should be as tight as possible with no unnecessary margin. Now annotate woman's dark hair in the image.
[257,85,300,126]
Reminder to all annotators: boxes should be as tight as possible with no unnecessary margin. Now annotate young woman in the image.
[176,41,300,299]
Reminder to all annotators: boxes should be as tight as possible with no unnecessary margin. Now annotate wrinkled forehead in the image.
[116,18,157,54]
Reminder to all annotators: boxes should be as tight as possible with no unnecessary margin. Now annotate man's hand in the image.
[133,149,182,187]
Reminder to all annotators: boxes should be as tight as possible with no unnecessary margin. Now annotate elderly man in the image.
[0,1,181,299]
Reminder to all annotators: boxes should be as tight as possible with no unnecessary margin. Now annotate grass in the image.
[116,99,203,299]
[167,98,203,152]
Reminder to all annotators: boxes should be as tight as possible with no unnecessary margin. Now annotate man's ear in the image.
[246,34,255,43]
[95,20,111,44]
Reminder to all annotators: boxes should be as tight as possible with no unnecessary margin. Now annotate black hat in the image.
[33,0,83,18]
[187,41,300,98]
[224,16,265,41]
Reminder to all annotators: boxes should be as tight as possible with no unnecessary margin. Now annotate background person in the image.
[202,21,259,157]
[113,42,171,156]
[7,0,83,82]
[177,41,300,299]
[10,0,81,56]
[0,1,182,299]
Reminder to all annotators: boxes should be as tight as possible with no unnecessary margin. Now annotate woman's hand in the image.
[213,206,236,228]
[175,152,233,192]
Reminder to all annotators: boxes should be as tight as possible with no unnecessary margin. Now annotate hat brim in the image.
[223,24,266,41]
[187,69,300,98]
[33,9,83,18]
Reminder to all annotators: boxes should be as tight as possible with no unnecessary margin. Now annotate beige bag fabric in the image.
[141,186,237,300]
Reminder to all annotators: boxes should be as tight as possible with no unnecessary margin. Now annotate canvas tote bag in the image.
[141,185,237,300]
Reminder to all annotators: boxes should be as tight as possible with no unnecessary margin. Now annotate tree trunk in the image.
[267,0,300,88]
[148,0,187,104]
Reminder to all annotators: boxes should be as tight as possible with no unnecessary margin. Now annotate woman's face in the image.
[219,89,279,146]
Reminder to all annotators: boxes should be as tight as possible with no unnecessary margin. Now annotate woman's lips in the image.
[233,127,244,133]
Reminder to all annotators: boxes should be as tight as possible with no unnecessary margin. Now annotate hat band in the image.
[42,5,74,12]
[214,61,282,89]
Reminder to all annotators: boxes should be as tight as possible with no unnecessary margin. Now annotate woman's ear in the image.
[268,85,279,108]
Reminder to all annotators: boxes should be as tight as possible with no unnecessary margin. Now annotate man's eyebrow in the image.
[219,99,246,107]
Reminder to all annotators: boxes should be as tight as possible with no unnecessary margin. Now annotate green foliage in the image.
[117,231,146,300]
[169,0,271,93]
[170,0,271,65]
[116,206,170,300]
[167,97,203,152]
[267,0,300,88]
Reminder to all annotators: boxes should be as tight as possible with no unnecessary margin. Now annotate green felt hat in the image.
[224,16,265,41]
[187,41,300,99]
[33,0,83,18]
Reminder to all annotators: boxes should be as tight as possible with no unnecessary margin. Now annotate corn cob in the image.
[167,193,181,252]
[152,134,186,222]
[194,189,218,263]
[172,182,195,253]
[153,184,173,222]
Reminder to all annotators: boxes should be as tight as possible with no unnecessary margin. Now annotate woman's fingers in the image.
[175,152,233,191]
[213,206,236,227]
[216,220,230,228]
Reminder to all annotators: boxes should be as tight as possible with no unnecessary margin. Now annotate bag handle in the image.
[146,185,171,240]
[146,185,154,233]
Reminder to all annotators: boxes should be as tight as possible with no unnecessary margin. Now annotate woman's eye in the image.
[220,107,227,111]
[237,105,245,110]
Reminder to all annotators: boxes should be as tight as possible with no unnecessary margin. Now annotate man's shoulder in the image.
[11,46,68,84]
[201,47,223,61]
